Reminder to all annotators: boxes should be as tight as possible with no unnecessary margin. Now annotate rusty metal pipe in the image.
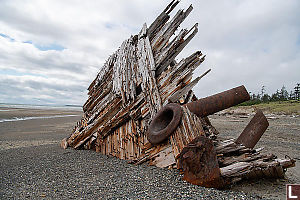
[186,85,250,118]
[148,85,250,144]
[235,109,269,149]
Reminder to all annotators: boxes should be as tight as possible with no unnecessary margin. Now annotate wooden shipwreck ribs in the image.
[61,1,295,188]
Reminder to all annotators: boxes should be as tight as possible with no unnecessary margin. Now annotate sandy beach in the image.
[0,106,82,150]
[0,105,299,199]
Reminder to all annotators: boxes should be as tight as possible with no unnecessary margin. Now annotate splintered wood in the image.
[64,1,205,159]
[62,0,295,188]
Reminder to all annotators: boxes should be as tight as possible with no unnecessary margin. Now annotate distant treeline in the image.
[240,83,300,106]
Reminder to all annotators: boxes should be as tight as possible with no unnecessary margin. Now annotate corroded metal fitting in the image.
[236,109,269,149]
[148,85,250,145]
[147,103,183,144]
[186,85,250,118]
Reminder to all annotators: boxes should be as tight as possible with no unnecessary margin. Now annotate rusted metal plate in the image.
[177,136,225,188]
[236,109,269,149]
[148,103,183,144]
[186,85,250,117]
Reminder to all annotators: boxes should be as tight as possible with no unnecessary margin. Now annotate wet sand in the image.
[0,107,82,150]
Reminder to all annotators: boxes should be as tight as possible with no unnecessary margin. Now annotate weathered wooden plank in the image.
[155,23,198,76]
[169,106,205,159]
[148,0,179,40]
[151,5,193,57]
[136,24,163,118]
[220,158,295,179]
[149,146,176,168]
[168,76,201,103]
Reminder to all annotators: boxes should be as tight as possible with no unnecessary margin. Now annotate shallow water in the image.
[0,103,82,111]
[0,115,80,123]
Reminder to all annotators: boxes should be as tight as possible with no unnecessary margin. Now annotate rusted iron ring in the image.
[148,103,183,144]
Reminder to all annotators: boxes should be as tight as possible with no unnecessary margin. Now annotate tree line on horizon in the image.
[243,83,300,105]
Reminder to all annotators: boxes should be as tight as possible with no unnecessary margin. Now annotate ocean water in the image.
[0,103,82,111]
[0,115,80,123]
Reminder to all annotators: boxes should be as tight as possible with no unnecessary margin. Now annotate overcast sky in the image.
[0,0,299,105]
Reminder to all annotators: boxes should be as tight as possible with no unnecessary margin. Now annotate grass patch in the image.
[238,101,300,115]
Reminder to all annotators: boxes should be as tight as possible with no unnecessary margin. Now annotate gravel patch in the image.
[0,144,262,199]
[0,140,59,151]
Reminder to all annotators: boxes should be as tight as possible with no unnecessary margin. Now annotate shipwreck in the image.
[61,1,295,188]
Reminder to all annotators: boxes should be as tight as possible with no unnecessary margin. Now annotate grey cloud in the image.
[0,76,87,105]
[0,0,299,105]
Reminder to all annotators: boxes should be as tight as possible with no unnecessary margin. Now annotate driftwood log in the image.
[61,0,295,188]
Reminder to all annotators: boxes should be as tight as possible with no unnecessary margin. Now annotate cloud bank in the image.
[0,0,299,105]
